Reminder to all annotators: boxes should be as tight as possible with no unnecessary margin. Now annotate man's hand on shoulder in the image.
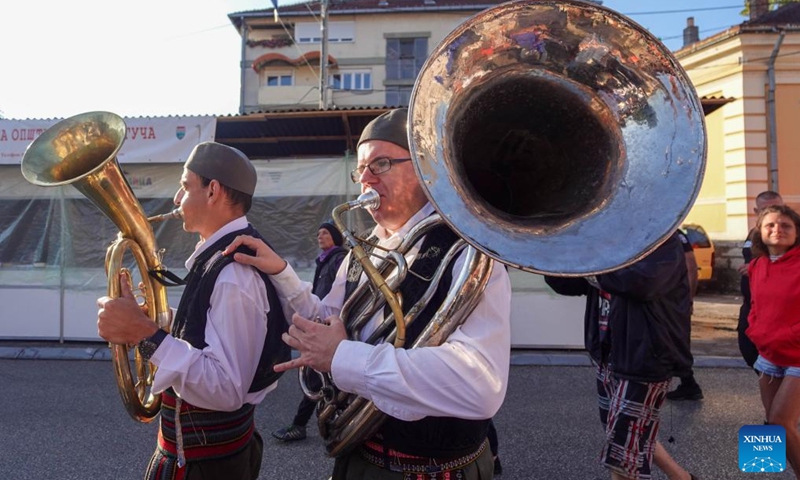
[223,234,287,275]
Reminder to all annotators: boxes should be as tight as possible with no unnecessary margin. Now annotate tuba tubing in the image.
[298,191,495,457]
[313,230,493,457]
[21,111,174,422]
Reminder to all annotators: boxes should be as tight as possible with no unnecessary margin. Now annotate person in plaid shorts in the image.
[545,232,699,480]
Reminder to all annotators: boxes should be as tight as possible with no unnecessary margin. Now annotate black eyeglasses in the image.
[350,157,412,183]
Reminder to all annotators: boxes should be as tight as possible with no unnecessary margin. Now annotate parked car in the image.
[681,223,715,281]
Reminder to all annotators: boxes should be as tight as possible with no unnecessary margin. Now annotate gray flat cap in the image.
[357,108,409,151]
[184,142,256,196]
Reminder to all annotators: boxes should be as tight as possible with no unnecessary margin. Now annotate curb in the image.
[0,345,748,368]
[0,346,111,361]
[510,352,747,369]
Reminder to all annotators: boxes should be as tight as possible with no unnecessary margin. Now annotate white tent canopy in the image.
[0,115,582,348]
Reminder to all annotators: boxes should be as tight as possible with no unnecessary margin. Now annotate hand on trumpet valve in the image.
[133,283,149,313]
[97,274,158,345]
[273,313,346,374]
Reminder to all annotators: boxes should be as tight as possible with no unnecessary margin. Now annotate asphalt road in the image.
[0,358,791,480]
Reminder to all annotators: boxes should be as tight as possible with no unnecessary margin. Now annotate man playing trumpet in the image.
[98,142,286,480]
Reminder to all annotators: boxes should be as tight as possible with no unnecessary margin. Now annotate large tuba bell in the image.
[411,0,706,274]
[21,111,178,422]
[309,0,707,457]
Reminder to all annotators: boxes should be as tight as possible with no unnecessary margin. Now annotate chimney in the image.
[683,17,699,47]
[749,0,769,20]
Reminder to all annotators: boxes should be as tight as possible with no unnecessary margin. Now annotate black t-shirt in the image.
[741,230,754,301]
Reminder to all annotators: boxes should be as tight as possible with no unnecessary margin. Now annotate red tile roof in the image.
[743,3,800,27]
[232,0,506,18]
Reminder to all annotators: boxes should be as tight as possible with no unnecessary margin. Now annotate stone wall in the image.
[697,240,744,295]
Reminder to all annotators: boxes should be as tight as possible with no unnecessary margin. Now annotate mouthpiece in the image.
[350,189,380,211]
[147,209,182,223]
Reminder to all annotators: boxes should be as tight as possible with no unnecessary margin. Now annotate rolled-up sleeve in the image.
[270,261,346,322]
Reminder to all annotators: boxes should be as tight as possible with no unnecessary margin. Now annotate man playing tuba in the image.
[225,108,513,480]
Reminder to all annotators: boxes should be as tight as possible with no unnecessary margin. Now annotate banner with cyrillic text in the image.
[0,157,354,199]
[0,116,216,165]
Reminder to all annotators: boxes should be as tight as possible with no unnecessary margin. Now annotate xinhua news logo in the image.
[739,425,786,473]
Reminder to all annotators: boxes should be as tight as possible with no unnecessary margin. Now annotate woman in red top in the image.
[747,204,800,474]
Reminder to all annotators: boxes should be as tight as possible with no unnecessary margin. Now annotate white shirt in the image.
[271,203,512,421]
[150,216,274,411]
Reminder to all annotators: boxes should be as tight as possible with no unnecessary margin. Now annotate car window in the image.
[683,226,711,248]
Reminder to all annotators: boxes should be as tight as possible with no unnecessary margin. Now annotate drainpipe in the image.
[766,30,785,192]
[239,16,248,115]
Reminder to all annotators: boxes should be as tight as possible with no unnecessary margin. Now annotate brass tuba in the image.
[310,0,707,457]
[306,191,494,457]
[21,111,178,422]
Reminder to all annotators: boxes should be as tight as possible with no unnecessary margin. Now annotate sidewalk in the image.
[691,293,742,361]
[0,295,748,368]
[511,294,745,367]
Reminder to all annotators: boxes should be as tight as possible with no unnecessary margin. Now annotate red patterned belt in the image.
[359,438,488,474]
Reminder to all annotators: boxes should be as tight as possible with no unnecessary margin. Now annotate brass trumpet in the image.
[21,111,176,422]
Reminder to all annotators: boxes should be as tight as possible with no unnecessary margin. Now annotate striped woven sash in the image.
[155,388,255,464]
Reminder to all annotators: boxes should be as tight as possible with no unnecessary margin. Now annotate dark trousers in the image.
[487,420,499,457]
[738,303,759,367]
[293,396,317,427]
[184,431,263,480]
[293,369,322,426]
[677,370,698,385]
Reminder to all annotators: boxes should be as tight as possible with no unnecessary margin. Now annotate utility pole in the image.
[319,0,329,110]
[239,16,248,115]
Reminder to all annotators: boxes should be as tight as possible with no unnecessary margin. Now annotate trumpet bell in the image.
[20,111,168,422]
[21,111,126,186]
[410,0,706,275]
[20,112,157,256]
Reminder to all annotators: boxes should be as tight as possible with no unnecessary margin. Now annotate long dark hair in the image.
[751,204,800,257]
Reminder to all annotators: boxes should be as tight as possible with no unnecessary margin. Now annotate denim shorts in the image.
[754,355,800,378]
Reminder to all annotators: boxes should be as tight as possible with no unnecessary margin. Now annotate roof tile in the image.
[234,0,507,16]
[743,3,800,26]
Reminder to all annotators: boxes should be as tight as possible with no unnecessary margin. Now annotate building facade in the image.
[228,1,510,112]
[677,4,800,242]
[675,2,800,291]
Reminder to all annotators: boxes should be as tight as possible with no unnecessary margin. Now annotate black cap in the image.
[357,108,409,151]
[185,142,256,196]
[319,222,343,247]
